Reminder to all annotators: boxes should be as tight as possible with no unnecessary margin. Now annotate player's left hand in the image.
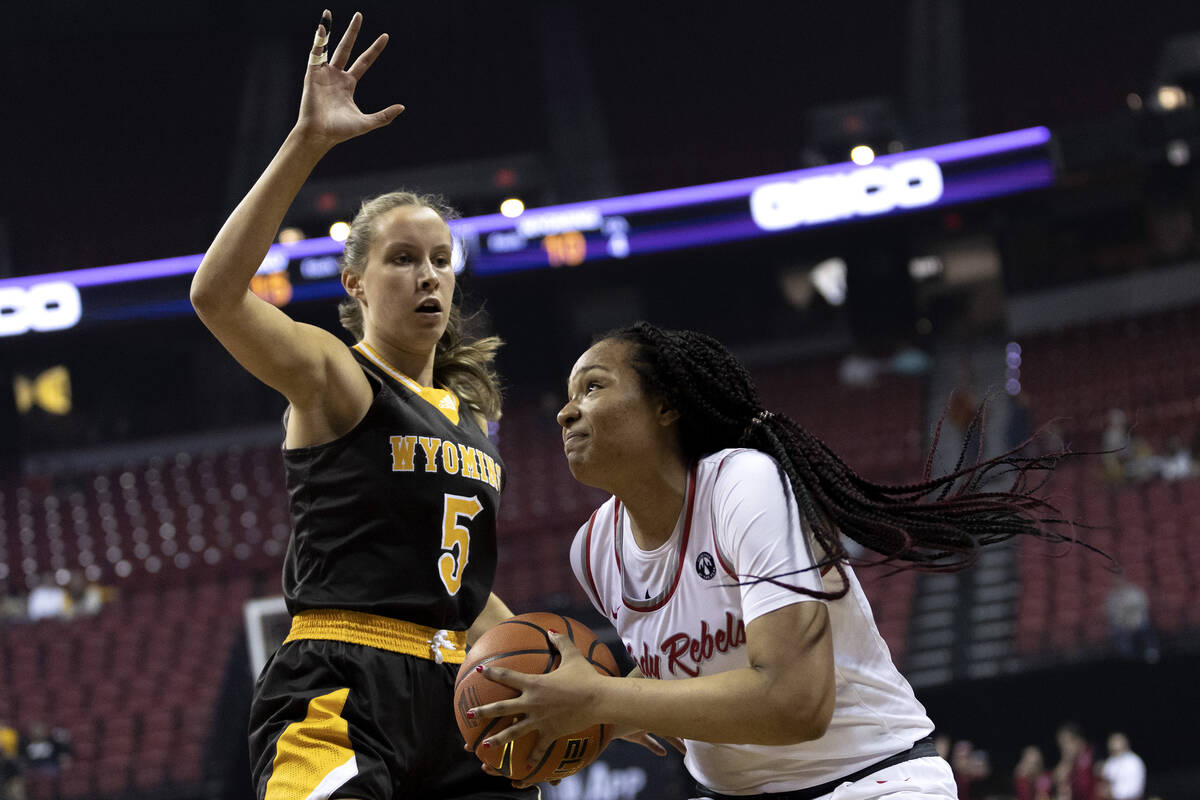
[468,630,606,773]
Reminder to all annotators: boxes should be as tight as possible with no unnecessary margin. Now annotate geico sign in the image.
[0,281,83,337]
[750,158,944,232]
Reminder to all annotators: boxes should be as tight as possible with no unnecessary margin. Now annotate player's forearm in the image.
[591,665,830,745]
[191,127,329,313]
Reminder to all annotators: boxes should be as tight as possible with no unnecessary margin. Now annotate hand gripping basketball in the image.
[453,613,619,786]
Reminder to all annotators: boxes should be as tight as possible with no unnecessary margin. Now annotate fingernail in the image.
[548,629,557,634]
[466,710,476,720]
[482,740,492,749]
[475,665,484,673]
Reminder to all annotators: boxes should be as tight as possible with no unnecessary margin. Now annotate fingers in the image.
[620,730,666,756]
[547,630,581,658]
[366,104,406,130]
[468,698,513,721]
[638,733,667,756]
[328,11,362,70]
[308,10,332,67]
[617,729,687,756]
[348,33,389,79]
[476,664,530,690]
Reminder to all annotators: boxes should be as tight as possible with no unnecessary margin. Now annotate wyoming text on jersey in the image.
[388,435,503,492]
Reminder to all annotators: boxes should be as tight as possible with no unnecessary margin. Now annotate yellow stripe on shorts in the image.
[265,688,359,800]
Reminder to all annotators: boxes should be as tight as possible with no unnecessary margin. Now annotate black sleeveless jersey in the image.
[280,346,504,631]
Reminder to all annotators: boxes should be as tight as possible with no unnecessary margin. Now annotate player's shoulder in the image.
[698,447,780,483]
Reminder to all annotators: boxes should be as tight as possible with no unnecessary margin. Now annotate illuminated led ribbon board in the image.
[0,127,1052,337]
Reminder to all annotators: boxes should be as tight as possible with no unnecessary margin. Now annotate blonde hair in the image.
[338,191,503,420]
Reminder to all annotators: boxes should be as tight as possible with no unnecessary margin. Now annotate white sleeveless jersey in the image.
[569,448,935,795]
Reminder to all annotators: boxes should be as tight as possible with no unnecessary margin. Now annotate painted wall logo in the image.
[695,551,716,580]
[0,281,83,337]
[749,157,944,232]
[543,761,649,800]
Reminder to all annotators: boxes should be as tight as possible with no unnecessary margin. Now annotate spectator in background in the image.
[21,721,70,800]
[1159,435,1194,481]
[1055,722,1098,800]
[949,740,991,800]
[20,723,70,774]
[934,733,951,762]
[1105,579,1160,663]
[65,571,108,617]
[1014,745,1054,800]
[0,719,21,800]
[1101,409,1130,483]
[1123,437,1160,483]
[26,575,68,622]
[1100,732,1145,800]
[0,582,24,623]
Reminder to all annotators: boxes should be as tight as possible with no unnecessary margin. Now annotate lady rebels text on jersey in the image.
[569,448,936,796]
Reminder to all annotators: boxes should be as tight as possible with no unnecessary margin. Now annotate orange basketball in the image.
[453,612,620,784]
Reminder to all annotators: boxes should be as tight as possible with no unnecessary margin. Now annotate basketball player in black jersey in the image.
[191,11,536,799]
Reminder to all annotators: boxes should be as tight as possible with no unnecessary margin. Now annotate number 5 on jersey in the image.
[439,494,483,595]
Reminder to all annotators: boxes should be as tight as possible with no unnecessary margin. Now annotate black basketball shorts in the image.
[249,612,539,800]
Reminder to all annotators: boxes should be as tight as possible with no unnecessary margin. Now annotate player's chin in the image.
[563,452,599,487]
[412,313,448,334]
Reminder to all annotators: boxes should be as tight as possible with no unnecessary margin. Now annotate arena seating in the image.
[0,577,253,800]
[753,358,926,485]
[0,447,291,591]
[1017,306,1200,447]
[1014,305,1200,657]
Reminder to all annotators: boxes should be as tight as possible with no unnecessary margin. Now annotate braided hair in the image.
[601,321,1095,600]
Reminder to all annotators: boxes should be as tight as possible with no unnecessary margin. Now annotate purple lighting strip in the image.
[455,126,1052,236]
[471,160,1056,276]
[0,238,346,291]
[0,126,1051,292]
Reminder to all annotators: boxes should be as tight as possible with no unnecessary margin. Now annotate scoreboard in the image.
[460,126,1051,276]
[0,127,1053,338]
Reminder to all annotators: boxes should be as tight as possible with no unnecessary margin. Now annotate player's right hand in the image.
[295,10,405,152]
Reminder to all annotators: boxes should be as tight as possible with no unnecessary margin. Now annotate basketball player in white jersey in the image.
[469,323,1085,799]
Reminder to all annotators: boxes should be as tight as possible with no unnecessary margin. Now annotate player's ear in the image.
[342,268,364,300]
[656,401,680,427]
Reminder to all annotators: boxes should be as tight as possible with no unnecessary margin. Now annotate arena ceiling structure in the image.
[7,0,1200,279]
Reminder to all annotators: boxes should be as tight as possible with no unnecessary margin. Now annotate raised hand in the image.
[296,10,405,153]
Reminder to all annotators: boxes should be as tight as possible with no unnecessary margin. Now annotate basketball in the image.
[453,612,620,784]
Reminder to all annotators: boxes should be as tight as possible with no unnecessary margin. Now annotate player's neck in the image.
[360,334,436,387]
[614,460,688,550]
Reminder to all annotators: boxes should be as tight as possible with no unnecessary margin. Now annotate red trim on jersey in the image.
[582,510,603,610]
[711,449,836,581]
[623,467,697,613]
[711,449,746,579]
[614,496,624,573]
